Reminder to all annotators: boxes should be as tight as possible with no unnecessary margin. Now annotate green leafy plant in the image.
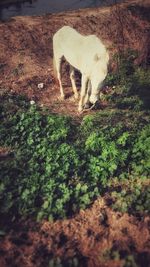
[0,68,150,224]
[131,124,150,176]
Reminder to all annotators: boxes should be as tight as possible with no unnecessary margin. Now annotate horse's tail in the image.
[52,34,58,79]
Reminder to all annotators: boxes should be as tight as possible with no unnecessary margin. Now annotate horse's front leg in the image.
[70,66,79,99]
[78,75,88,112]
[83,80,91,109]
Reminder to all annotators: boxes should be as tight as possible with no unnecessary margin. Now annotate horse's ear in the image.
[94,54,100,62]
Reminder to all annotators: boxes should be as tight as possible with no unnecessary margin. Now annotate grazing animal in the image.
[53,26,109,112]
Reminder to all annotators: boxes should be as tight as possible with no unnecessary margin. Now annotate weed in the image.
[12,63,24,76]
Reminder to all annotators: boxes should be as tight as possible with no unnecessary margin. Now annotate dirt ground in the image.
[0,0,150,266]
[0,0,150,116]
[0,197,150,267]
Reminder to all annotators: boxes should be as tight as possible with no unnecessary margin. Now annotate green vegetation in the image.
[0,52,150,226]
[107,177,150,214]
[102,247,149,267]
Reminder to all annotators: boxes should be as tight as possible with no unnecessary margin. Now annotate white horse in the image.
[53,26,109,112]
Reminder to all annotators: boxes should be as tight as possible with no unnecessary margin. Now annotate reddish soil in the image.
[0,197,150,267]
[0,1,150,266]
[0,0,149,116]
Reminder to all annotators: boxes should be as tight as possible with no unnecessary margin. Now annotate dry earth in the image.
[0,0,149,115]
[0,0,150,266]
[0,197,150,267]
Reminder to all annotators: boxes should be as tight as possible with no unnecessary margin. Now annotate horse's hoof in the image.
[78,106,83,113]
[60,95,65,100]
[78,111,83,115]
[74,93,79,100]
[84,103,91,109]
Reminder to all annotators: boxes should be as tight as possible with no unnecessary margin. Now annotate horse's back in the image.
[53,26,84,69]
[53,26,107,58]
[53,26,108,73]
[53,26,81,44]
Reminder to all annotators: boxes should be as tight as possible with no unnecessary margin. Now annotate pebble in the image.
[38,83,44,89]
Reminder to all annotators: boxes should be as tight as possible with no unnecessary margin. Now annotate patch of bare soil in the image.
[0,1,150,266]
[0,0,149,116]
[0,198,150,267]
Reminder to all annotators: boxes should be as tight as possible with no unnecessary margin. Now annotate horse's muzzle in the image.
[84,100,99,110]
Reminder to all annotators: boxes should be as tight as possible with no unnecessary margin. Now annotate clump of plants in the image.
[0,93,150,224]
[105,49,137,87]
[0,51,150,225]
[107,177,150,214]
[105,49,150,111]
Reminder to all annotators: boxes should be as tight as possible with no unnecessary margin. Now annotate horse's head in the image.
[89,62,108,105]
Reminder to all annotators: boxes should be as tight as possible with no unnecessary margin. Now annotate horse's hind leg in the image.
[54,55,65,99]
[70,66,78,99]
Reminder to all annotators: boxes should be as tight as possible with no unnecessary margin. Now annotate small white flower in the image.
[30,100,35,105]
[38,83,44,89]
